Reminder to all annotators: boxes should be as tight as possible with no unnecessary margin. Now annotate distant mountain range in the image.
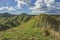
[0,12,15,18]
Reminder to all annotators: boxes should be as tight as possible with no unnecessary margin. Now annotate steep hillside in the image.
[36,14,60,31]
[0,16,55,40]
[0,13,60,40]
[0,12,15,23]
[0,13,31,31]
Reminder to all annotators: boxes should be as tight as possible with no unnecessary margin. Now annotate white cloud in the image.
[0,7,16,11]
[15,0,30,5]
[29,0,60,14]
[7,7,16,11]
[31,10,47,15]
[29,0,47,14]
[45,0,55,7]
[15,0,29,9]
[30,0,43,10]
[0,7,4,10]
[0,7,9,10]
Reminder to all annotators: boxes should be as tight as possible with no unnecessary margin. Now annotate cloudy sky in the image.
[0,0,60,14]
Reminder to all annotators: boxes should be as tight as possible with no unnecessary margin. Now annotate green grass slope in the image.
[0,14,31,31]
[0,14,60,40]
[0,15,55,40]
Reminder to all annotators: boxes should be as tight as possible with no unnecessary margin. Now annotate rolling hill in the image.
[0,13,60,40]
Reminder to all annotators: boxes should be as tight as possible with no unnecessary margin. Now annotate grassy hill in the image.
[0,13,31,31]
[0,13,60,40]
